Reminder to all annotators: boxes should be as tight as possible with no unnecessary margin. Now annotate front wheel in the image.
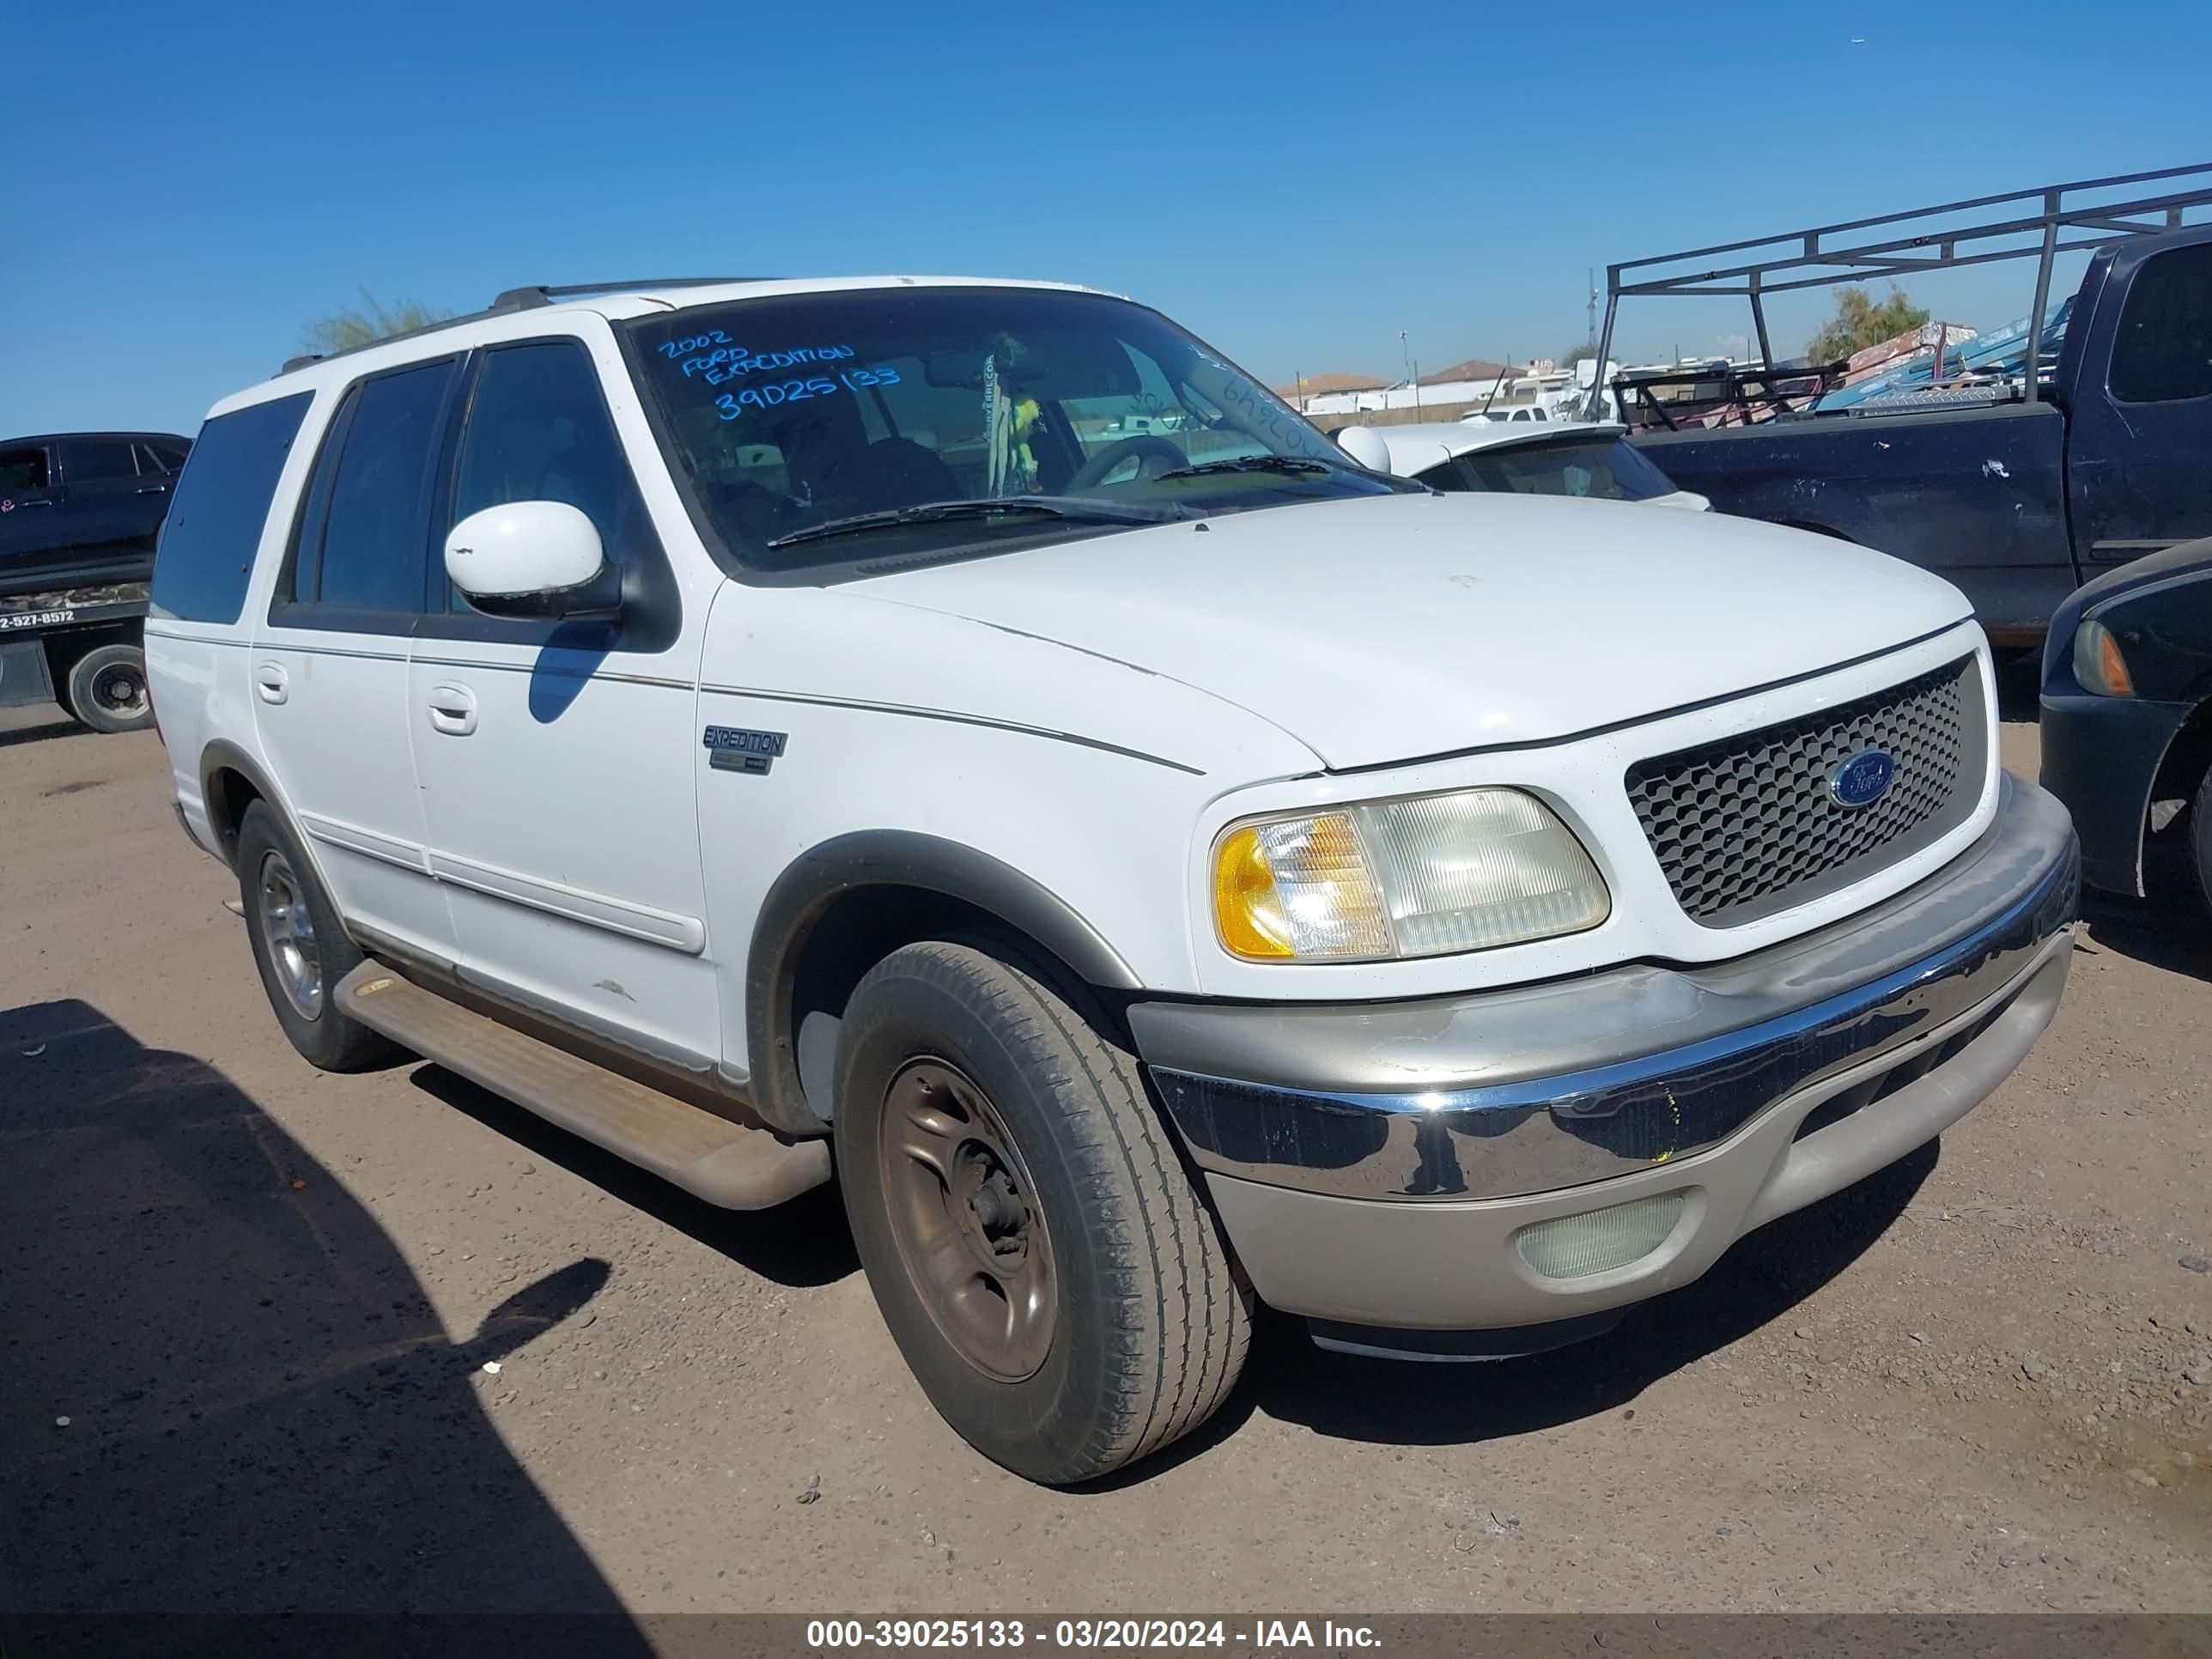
[835,939,1251,1485]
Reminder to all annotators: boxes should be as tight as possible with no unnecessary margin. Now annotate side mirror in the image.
[445,501,617,620]
[1334,425,1395,475]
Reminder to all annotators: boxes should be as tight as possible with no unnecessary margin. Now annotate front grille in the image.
[1626,654,1985,927]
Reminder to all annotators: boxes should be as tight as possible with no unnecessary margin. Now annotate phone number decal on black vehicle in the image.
[0,610,74,631]
[806,1620,1233,1649]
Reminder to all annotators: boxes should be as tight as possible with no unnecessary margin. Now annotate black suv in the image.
[0,431,192,598]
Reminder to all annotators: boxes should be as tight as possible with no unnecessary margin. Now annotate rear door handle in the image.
[426,681,477,736]
[254,663,289,705]
[135,483,168,495]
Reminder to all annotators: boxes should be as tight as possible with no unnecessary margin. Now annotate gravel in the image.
[2,709,2206,1614]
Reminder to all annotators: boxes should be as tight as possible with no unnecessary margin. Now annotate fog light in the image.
[1514,1192,1686,1280]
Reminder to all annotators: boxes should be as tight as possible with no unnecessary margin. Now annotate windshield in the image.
[625,287,1408,574]
[1438,434,1676,501]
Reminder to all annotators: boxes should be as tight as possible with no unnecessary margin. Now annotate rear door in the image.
[253,358,463,961]
[58,436,166,560]
[2066,234,2212,568]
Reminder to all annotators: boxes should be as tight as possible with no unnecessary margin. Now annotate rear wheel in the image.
[63,643,153,734]
[2191,764,2212,921]
[835,939,1250,1485]
[235,801,400,1072]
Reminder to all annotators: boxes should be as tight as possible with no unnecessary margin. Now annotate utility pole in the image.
[1587,268,1597,351]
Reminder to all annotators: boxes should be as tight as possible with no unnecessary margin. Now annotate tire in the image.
[835,939,1251,1485]
[2192,764,2212,922]
[62,642,154,734]
[235,801,400,1072]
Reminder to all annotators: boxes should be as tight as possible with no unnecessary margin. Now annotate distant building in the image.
[1277,372,1390,409]
[1420,357,1522,387]
[1299,356,1529,417]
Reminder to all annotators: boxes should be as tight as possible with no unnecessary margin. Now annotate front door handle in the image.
[254,662,289,705]
[135,483,168,495]
[426,682,477,736]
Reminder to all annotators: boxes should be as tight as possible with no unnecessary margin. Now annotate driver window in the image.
[0,447,52,492]
[447,338,660,607]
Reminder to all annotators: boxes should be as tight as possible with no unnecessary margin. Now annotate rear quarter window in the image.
[150,392,314,624]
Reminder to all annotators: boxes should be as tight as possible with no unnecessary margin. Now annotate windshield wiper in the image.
[766,495,1186,550]
[1152,455,1340,481]
[1158,451,1429,493]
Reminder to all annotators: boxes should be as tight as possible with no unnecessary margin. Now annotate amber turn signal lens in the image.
[2071,617,2134,697]
[1212,825,1296,958]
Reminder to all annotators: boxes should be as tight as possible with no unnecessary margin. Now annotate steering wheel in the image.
[1066,434,1188,492]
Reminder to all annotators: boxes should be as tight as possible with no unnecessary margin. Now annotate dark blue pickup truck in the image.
[0,431,190,598]
[1628,222,2212,647]
[0,431,191,732]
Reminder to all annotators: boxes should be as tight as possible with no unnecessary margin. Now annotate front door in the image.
[407,331,719,1076]
[2067,233,2212,568]
[253,360,462,962]
[0,442,64,591]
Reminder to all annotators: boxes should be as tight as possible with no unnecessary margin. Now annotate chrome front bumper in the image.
[1131,774,2078,1331]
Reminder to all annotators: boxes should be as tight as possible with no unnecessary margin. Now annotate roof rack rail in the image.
[274,277,775,379]
[490,277,772,310]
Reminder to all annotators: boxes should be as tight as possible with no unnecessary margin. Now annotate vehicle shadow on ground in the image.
[0,717,82,750]
[409,1066,860,1289]
[0,1000,654,1658]
[1238,1139,1936,1455]
[2078,885,2212,985]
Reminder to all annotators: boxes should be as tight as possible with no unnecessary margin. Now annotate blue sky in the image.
[6,0,2209,436]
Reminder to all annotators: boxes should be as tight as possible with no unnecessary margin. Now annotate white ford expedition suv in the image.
[147,276,2078,1484]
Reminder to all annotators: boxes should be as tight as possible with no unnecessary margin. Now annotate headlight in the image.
[2071,617,2135,697]
[1212,787,1609,962]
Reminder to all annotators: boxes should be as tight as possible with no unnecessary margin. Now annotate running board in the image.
[333,962,830,1209]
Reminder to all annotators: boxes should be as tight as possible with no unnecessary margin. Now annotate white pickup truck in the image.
[145,276,2078,1484]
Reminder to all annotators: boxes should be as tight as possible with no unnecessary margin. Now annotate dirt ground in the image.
[2,706,2208,1624]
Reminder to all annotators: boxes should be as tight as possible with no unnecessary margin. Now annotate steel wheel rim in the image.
[879,1057,1057,1382]
[258,850,323,1018]
[92,664,147,716]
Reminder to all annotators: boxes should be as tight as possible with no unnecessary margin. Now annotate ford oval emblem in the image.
[1829,749,1897,808]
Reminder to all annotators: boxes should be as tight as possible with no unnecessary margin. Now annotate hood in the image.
[2072,534,2212,613]
[854,492,1973,770]
[2045,534,2212,678]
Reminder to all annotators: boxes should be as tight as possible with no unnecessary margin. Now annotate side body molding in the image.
[744,830,1144,1134]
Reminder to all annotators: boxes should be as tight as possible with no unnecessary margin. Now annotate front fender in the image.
[743,830,1143,1134]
